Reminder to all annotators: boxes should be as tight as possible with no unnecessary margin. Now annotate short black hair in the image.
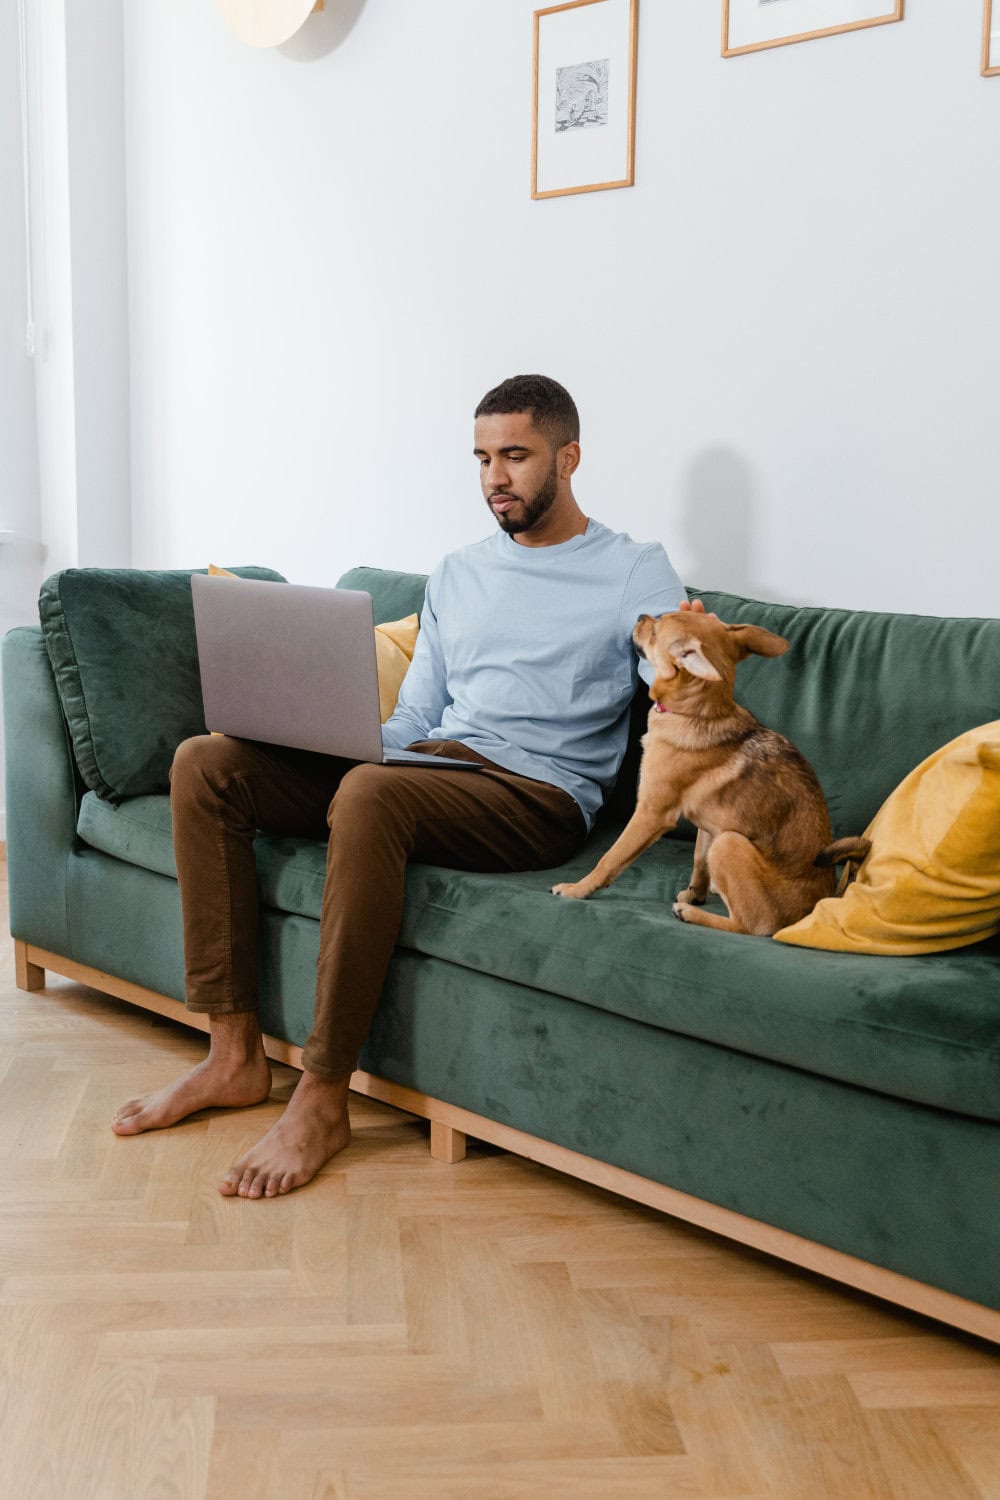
[474,374,580,449]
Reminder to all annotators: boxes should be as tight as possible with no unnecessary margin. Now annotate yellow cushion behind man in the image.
[775,721,1000,956]
[372,613,420,721]
[207,565,419,723]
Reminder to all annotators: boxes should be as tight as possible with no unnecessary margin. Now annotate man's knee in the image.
[327,763,411,835]
[170,733,249,789]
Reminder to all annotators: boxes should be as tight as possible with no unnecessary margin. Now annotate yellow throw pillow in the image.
[373,613,419,721]
[206,566,419,724]
[775,721,1000,956]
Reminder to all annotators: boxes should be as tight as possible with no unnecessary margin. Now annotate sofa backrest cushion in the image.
[695,590,1000,839]
[39,566,286,803]
[336,566,429,625]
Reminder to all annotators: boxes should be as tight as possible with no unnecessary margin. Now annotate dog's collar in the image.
[653,702,672,714]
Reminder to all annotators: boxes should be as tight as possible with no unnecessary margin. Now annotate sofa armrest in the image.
[2,626,80,955]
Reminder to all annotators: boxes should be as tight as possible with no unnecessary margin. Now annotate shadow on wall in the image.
[680,447,797,607]
[279,0,368,61]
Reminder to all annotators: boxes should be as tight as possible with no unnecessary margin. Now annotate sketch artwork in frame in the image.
[985,0,1000,76]
[532,0,638,200]
[723,0,904,58]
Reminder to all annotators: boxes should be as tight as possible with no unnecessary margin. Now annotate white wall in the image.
[0,0,44,844]
[116,0,995,617]
[15,0,131,584]
[64,0,132,569]
[1,0,131,841]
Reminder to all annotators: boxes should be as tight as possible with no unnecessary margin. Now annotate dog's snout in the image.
[633,614,653,659]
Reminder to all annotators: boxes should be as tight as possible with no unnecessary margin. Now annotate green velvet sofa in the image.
[5,565,1000,1343]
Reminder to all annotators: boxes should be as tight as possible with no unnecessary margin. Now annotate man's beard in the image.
[489,461,559,535]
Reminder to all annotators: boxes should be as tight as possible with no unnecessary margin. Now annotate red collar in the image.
[653,702,672,714]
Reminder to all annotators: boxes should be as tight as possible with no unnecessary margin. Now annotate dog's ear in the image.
[724,624,789,661]
[673,642,722,681]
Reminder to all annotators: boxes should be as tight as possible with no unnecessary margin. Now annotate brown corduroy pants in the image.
[169,734,586,1081]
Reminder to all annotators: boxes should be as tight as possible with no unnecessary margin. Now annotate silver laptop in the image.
[191,574,480,770]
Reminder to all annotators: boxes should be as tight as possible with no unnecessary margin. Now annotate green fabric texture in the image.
[53,841,1000,1313]
[76,788,1000,1122]
[693,589,1000,840]
[66,846,188,1005]
[2,628,81,954]
[38,565,286,803]
[362,952,1000,1312]
[335,566,428,625]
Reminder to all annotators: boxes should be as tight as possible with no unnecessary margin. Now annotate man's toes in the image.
[222,1161,252,1196]
[112,1107,149,1135]
[236,1167,264,1199]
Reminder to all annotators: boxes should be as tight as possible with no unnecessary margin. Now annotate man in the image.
[111,375,684,1198]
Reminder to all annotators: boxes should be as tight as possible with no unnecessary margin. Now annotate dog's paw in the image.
[551,882,588,900]
[676,888,706,906]
[672,901,694,922]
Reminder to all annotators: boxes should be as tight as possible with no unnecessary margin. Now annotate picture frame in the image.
[984,0,1000,76]
[532,0,638,200]
[722,0,904,59]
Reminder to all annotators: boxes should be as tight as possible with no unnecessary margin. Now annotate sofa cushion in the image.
[777,720,1000,956]
[39,566,285,803]
[694,590,1000,840]
[373,614,421,721]
[77,789,1000,1123]
[336,566,428,625]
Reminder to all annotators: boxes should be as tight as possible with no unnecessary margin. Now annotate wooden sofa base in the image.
[15,938,1000,1347]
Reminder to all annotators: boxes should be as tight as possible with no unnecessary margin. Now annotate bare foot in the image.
[219,1071,351,1199]
[112,1047,272,1136]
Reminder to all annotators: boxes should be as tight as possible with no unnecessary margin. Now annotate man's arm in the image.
[381,571,451,749]
[621,543,686,687]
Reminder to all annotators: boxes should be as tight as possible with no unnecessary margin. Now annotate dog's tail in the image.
[814,837,872,869]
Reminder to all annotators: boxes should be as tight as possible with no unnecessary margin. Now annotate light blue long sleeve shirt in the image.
[381,519,685,830]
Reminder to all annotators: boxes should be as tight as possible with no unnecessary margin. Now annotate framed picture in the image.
[532,0,638,200]
[985,0,1000,76]
[722,0,904,58]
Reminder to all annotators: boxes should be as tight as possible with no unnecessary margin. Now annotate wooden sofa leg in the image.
[14,941,45,992]
[430,1121,467,1164]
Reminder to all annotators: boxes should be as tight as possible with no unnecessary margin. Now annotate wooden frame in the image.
[532,0,638,200]
[15,937,1000,1347]
[985,0,1000,76]
[722,0,904,59]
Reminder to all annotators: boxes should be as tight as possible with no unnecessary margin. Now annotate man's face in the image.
[473,411,560,537]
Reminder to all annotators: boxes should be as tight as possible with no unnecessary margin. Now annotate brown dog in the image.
[552,601,869,935]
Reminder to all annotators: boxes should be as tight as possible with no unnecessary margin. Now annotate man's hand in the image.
[679,598,717,619]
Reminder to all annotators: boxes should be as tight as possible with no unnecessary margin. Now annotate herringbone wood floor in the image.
[3,856,1000,1500]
